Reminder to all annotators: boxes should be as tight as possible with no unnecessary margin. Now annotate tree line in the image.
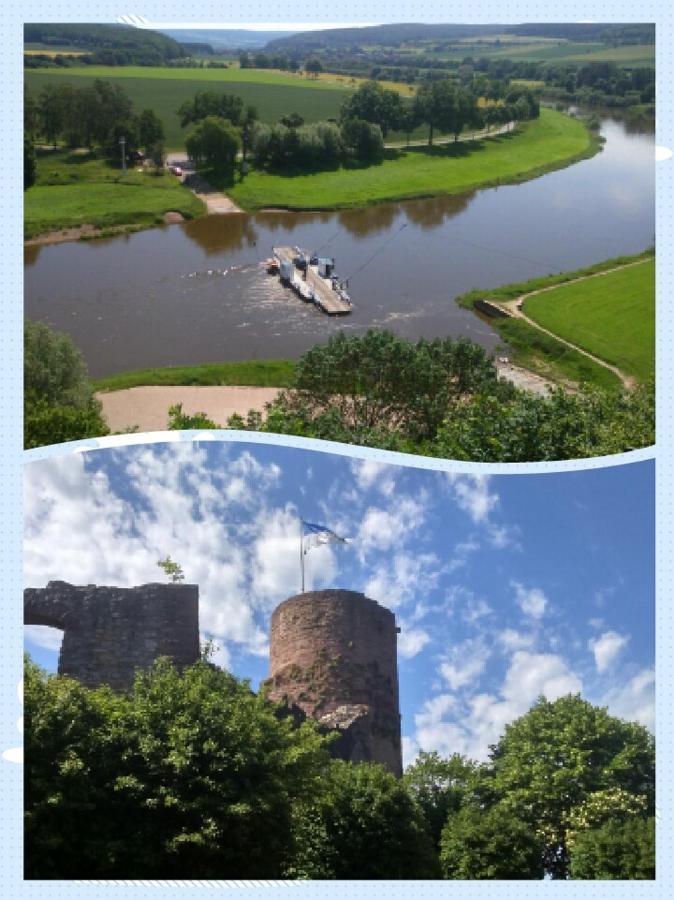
[25,654,655,879]
[25,80,165,163]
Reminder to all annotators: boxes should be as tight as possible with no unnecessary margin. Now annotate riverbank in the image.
[456,250,654,391]
[227,108,598,211]
[24,150,205,241]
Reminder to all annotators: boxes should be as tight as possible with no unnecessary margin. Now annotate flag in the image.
[302,521,351,554]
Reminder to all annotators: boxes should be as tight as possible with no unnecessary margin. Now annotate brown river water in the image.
[25,115,654,378]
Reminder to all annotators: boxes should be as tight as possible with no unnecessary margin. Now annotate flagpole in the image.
[299,518,305,593]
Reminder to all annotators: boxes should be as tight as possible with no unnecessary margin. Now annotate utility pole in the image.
[119,135,127,175]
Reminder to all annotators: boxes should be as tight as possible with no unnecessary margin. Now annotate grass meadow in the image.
[25,150,204,239]
[227,108,595,210]
[524,258,655,383]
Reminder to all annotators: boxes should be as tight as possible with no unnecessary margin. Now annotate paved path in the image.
[493,259,651,391]
[166,153,244,214]
[98,385,280,433]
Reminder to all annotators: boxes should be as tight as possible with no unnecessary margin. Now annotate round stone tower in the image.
[266,589,402,776]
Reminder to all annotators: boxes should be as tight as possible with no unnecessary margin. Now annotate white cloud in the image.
[512,581,548,619]
[497,628,536,652]
[351,459,396,496]
[416,650,582,761]
[398,627,431,659]
[589,630,630,673]
[602,668,654,731]
[357,496,425,554]
[447,475,498,524]
[462,597,493,625]
[439,637,490,691]
[363,551,439,609]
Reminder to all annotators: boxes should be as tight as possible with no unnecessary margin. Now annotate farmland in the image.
[25,66,353,149]
[227,108,595,211]
[524,257,655,383]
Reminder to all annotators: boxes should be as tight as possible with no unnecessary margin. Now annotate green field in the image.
[524,259,655,382]
[227,108,596,210]
[25,67,353,149]
[94,359,296,392]
[25,150,204,239]
[408,39,654,66]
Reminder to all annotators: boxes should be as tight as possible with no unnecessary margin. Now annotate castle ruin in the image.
[23,581,200,691]
[24,582,402,775]
[265,590,402,776]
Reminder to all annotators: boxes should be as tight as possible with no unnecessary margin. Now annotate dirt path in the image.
[166,153,244,214]
[385,121,515,150]
[97,385,280,433]
[493,259,651,391]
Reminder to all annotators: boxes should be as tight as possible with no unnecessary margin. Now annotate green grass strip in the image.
[94,360,296,392]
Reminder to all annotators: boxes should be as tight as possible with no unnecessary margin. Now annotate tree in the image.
[486,695,655,879]
[340,118,385,162]
[568,817,655,880]
[156,555,185,583]
[177,91,244,128]
[304,57,323,78]
[287,761,440,879]
[280,112,304,129]
[24,319,108,448]
[440,805,545,879]
[340,80,403,138]
[25,655,331,878]
[137,108,165,148]
[403,751,478,848]
[185,116,240,178]
[267,330,504,444]
[415,79,459,146]
[24,134,37,189]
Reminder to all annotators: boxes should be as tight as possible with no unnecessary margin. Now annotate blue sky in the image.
[24,443,654,765]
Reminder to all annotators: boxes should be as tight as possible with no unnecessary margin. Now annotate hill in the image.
[24,23,183,65]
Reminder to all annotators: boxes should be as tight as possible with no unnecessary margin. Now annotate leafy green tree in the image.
[25,655,331,878]
[486,695,655,879]
[177,91,244,128]
[288,761,440,879]
[185,116,240,178]
[24,133,37,189]
[280,112,305,129]
[440,805,545,879]
[167,402,219,430]
[304,57,323,78]
[156,555,185,583]
[568,817,655,880]
[340,118,385,162]
[24,319,108,448]
[137,108,165,148]
[268,330,504,444]
[403,751,478,848]
[340,80,403,138]
[415,79,476,146]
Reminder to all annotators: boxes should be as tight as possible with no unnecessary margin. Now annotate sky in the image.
[24,443,654,766]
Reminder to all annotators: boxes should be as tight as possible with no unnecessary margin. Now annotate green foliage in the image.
[177,90,245,128]
[24,319,108,448]
[403,751,479,847]
[440,805,545,879]
[156,555,185,583]
[340,118,385,162]
[24,655,331,878]
[167,403,219,430]
[93,359,295,392]
[138,108,165,147]
[568,817,655,880]
[485,695,655,878]
[24,134,37,188]
[185,115,240,176]
[288,761,440,879]
[340,80,404,137]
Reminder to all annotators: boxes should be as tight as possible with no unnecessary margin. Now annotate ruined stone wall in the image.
[265,590,402,776]
[24,581,200,691]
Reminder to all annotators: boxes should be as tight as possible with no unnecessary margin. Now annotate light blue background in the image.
[3,1,670,894]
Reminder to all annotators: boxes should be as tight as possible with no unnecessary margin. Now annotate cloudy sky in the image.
[24,443,654,766]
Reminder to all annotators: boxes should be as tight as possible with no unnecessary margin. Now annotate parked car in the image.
[168,165,183,176]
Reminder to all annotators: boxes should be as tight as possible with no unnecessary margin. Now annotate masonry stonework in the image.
[24,581,200,691]
[265,589,402,776]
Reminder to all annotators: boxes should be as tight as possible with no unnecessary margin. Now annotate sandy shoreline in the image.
[97,385,280,433]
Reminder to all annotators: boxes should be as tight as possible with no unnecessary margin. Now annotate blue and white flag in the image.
[302,521,351,553]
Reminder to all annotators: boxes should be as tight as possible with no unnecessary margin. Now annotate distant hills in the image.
[157,29,297,51]
[266,22,655,52]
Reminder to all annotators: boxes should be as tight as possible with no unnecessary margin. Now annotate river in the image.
[24,114,654,378]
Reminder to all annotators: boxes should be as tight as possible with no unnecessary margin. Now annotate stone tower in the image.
[265,589,402,776]
[24,581,200,691]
